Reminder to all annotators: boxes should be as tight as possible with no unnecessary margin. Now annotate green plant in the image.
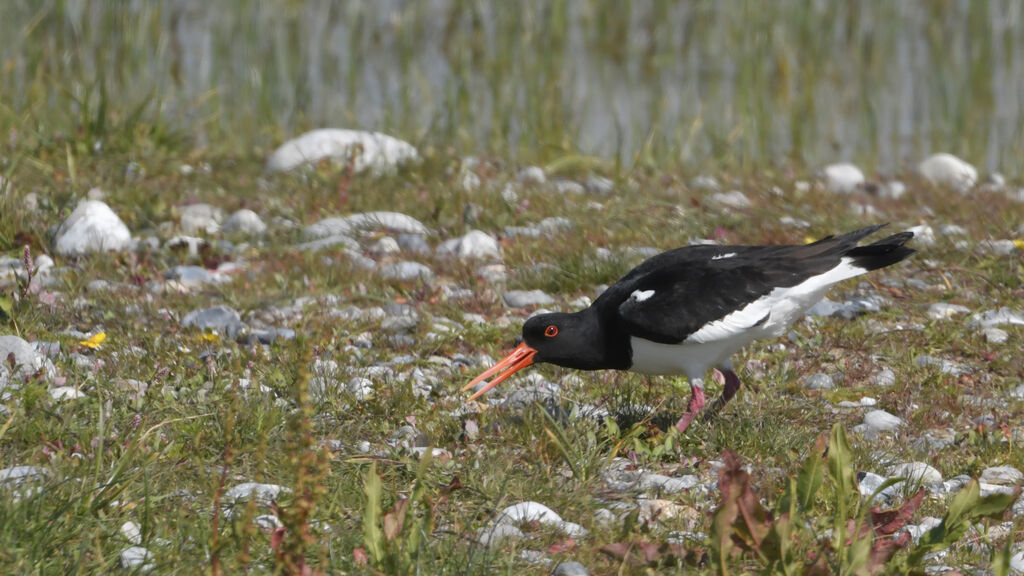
[708,424,1019,575]
[361,450,437,575]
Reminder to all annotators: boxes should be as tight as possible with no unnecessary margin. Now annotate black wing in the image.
[604,225,912,344]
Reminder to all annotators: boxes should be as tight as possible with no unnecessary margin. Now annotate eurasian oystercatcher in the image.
[463,224,915,432]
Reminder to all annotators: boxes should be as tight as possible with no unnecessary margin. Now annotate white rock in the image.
[179,203,223,235]
[517,166,546,185]
[979,239,1019,255]
[968,307,1024,329]
[984,327,1009,344]
[980,465,1023,486]
[265,129,418,175]
[1009,384,1024,401]
[822,163,865,194]
[478,523,524,547]
[454,230,500,260]
[378,261,434,282]
[0,335,56,380]
[918,153,977,192]
[223,482,292,507]
[503,290,555,308]
[49,386,86,401]
[871,367,897,387]
[1011,550,1024,574]
[905,225,936,246]
[863,409,903,432]
[304,211,429,238]
[878,181,907,200]
[120,521,143,545]
[494,501,588,538]
[222,209,267,236]
[119,546,154,571]
[55,200,132,255]
[887,462,943,485]
[0,465,48,487]
[637,472,700,494]
[927,302,971,320]
[707,190,751,210]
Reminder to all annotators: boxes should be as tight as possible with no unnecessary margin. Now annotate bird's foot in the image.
[674,384,706,433]
[703,369,743,422]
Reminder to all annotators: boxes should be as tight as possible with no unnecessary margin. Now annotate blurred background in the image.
[1,0,1022,175]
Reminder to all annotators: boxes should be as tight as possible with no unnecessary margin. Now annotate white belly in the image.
[629,336,744,379]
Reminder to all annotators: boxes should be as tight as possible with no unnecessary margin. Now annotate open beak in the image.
[462,342,537,401]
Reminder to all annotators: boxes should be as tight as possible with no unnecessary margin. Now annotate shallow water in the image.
[2,0,1022,174]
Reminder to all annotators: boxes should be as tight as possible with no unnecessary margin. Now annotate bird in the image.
[463,224,915,432]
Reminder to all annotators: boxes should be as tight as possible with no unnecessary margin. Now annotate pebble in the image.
[1009,385,1024,401]
[179,203,223,235]
[553,561,590,576]
[516,166,546,185]
[378,261,434,282]
[265,129,418,175]
[552,180,586,195]
[968,307,1024,328]
[871,367,897,387]
[804,372,835,390]
[857,471,897,504]
[0,465,48,488]
[637,472,700,494]
[181,305,244,337]
[689,175,720,191]
[927,302,971,320]
[984,327,1009,344]
[494,501,587,538]
[437,230,500,261]
[585,175,614,195]
[503,289,555,308]
[369,236,400,255]
[120,521,143,545]
[822,162,865,194]
[49,386,86,401]
[304,211,429,239]
[1011,551,1024,574]
[887,462,943,485]
[806,296,881,319]
[222,209,267,236]
[916,355,971,376]
[223,482,292,507]
[878,180,907,200]
[861,409,904,433]
[478,523,524,547]
[918,153,977,192]
[906,224,936,247]
[119,546,154,571]
[0,335,56,381]
[707,190,751,210]
[54,200,132,255]
[980,465,1023,486]
[979,239,1019,255]
[164,265,227,288]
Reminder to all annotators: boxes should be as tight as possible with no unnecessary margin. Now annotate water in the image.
[2,0,1022,175]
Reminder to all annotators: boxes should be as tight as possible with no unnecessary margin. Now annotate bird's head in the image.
[463,312,606,400]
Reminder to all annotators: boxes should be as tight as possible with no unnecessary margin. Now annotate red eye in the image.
[544,325,558,337]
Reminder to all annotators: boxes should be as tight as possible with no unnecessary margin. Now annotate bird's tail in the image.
[844,227,916,271]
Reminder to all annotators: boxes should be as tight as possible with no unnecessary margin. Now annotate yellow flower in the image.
[1014,238,1024,252]
[201,332,220,343]
[80,332,107,349]
[804,236,817,244]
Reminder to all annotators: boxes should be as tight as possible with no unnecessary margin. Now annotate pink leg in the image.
[674,380,706,433]
[704,369,743,421]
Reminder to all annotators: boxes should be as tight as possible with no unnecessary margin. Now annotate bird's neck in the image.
[568,307,632,371]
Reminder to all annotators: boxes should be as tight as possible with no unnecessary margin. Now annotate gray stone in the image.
[980,465,1023,486]
[871,367,897,387]
[862,410,903,433]
[222,209,266,236]
[119,546,154,571]
[181,305,244,337]
[708,190,751,210]
[805,373,835,390]
[887,462,943,485]
[1009,385,1024,401]
[968,307,1024,329]
[927,302,971,320]
[878,181,907,200]
[165,265,225,288]
[637,472,700,494]
[437,230,500,261]
[395,234,431,255]
[517,166,546,185]
[294,234,360,252]
[224,482,292,507]
[0,335,56,381]
[916,355,971,376]
[552,180,586,195]
[55,200,132,255]
[179,203,223,235]
[984,327,1009,344]
[0,465,48,487]
[979,239,1019,255]
[120,521,143,545]
[689,175,720,191]
[1010,551,1024,574]
[858,471,898,504]
[553,561,590,576]
[265,129,418,175]
[503,290,555,308]
[369,236,400,255]
[378,261,434,282]
[304,212,429,239]
[585,175,615,195]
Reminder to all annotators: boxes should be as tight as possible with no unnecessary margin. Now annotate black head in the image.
[522,311,611,370]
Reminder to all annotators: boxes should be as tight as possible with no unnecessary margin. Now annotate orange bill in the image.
[462,343,538,401]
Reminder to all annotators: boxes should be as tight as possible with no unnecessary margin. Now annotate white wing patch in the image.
[684,257,867,344]
[711,252,737,260]
[631,289,656,302]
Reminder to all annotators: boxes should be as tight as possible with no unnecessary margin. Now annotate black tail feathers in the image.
[845,227,916,271]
